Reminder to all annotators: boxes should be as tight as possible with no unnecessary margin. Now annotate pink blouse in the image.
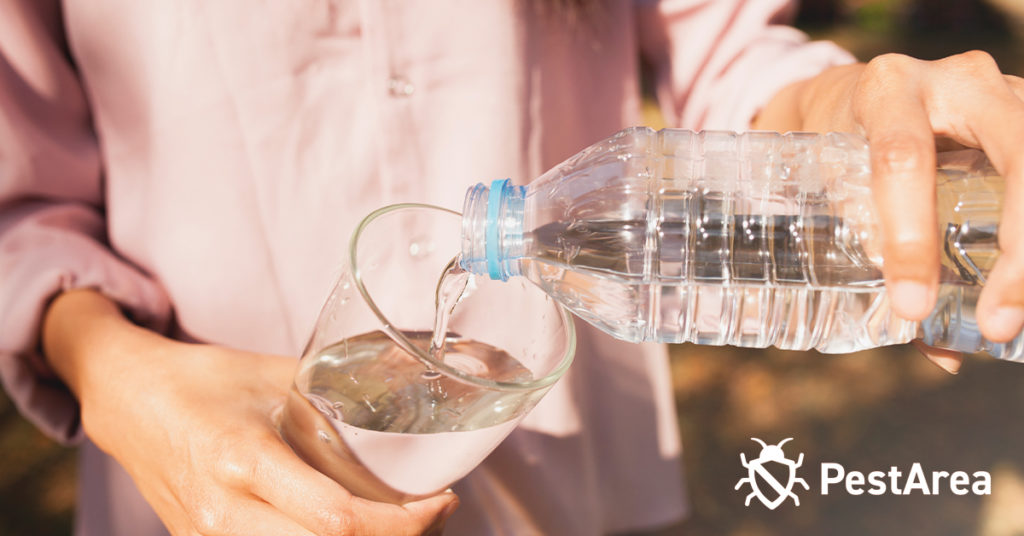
[0,0,853,534]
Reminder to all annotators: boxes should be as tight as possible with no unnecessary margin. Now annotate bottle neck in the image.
[460,179,526,281]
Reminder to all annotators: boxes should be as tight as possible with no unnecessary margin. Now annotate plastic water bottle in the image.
[459,127,1021,360]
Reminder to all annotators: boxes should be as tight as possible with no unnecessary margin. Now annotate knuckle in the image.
[883,232,934,257]
[864,53,917,78]
[954,49,998,69]
[884,244,937,272]
[871,134,932,176]
[212,443,260,488]
[316,508,354,536]
[190,503,227,535]
[852,54,922,121]
[936,50,1003,82]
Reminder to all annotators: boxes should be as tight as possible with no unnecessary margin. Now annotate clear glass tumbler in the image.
[279,203,576,504]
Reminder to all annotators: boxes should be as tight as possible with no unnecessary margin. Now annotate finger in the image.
[911,339,963,375]
[977,251,1024,342]
[191,498,319,536]
[245,437,457,536]
[924,53,1024,341]
[973,91,1024,342]
[853,54,939,320]
[353,492,458,536]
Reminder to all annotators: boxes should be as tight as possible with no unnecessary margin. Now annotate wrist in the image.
[41,289,169,402]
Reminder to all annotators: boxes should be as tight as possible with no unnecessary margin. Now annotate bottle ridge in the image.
[461,127,1017,359]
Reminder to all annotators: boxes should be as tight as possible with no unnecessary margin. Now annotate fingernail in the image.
[889,280,933,319]
[989,306,1024,341]
[926,353,962,375]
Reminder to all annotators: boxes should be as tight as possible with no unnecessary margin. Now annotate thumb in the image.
[409,491,459,536]
[345,489,459,536]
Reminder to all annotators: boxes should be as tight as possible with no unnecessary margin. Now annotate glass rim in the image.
[349,202,576,392]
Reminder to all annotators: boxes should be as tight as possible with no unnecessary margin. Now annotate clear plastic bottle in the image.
[460,126,1022,360]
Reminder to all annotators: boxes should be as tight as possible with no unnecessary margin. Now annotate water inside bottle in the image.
[516,195,1002,354]
[531,214,885,286]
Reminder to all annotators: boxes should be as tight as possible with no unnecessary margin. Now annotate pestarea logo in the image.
[736,438,809,509]
[735,437,992,509]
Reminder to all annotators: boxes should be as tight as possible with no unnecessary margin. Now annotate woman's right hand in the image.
[42,289,458,536]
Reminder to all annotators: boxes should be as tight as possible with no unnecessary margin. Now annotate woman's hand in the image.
[757,51,1024,374]
[42,289,458,536]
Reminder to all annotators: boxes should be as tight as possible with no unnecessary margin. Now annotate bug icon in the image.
[735,437,809,509]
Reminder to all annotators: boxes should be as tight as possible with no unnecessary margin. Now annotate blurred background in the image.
[3,0,1024,534]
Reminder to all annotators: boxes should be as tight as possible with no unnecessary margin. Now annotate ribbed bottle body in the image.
[463,127,1020,359]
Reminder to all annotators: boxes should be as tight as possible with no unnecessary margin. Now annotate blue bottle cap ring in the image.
[485,178,510,281]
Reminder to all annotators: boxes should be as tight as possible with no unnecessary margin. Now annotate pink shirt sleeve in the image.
[0,0,171,443]
[638,0,857,130]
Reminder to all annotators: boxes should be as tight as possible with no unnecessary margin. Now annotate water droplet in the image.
[421,369,442,380]
[317,430,330,443]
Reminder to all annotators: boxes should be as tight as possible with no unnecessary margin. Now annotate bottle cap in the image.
[486,178,511,281]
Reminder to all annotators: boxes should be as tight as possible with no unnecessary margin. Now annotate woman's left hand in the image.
[756,51,1024,374]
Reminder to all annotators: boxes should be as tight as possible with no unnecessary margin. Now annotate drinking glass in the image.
[279,203,576,504]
